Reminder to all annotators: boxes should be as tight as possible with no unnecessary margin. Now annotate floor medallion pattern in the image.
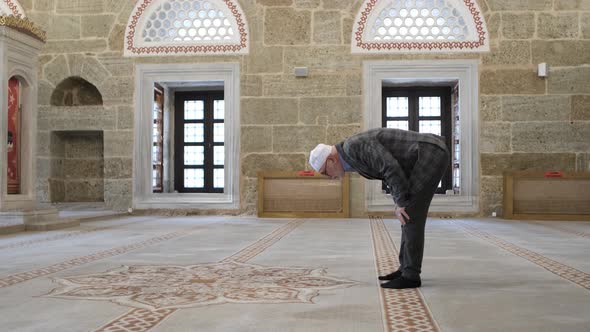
[45,261,357,310]
[40,219,358,332]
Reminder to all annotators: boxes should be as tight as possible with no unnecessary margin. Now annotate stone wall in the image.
[479,0,590,216]
[24,0,589,215]
[48,131,104,202]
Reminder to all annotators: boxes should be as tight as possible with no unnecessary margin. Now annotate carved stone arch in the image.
[124,0,249,57]
[351,0,489,53]
[50,76,104,107]
[66,54,111,88]
[44,54,111,99]
[0,0,26,16]
[8,67,34,89]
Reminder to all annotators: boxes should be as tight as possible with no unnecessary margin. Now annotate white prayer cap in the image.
[309,144,332,172]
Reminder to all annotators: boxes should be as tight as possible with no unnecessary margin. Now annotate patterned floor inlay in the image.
[46,261,356,310]
[94,308,177,332]
[528,221,590,239]
[451,220,590,291]
[0,220,141,251]
[221,219,307,263]
[370,216,440,332]
[0,227,192,289]
[41,219,356,332]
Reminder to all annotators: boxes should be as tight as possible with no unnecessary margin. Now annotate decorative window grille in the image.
[352,0,489,53]
[125,0,249,57]
[174,91,225,193]
[0,0,25,16]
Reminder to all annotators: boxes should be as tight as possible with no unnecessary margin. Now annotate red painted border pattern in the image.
[126,0,248,55]
[354,0,486,51]
[2,0,20,16]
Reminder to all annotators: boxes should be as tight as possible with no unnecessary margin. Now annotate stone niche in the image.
[49,131,104,203]
[51,76,103,106]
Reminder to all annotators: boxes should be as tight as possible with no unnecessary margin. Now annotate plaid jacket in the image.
[335,128,449,208]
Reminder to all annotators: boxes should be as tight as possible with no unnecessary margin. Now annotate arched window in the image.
[352,0,488,53]
[0,0,25,16]
[124,0,249,57]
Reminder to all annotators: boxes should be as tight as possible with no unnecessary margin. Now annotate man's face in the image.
[319,156,344,179]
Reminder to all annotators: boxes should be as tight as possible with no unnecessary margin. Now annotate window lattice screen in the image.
[352,0,489,53]
[143,0,234,42]
[125,0,249,56]
[372,1,468,41]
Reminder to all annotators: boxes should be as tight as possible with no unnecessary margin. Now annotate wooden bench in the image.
[257,171,349,218]
[503,171,590,221]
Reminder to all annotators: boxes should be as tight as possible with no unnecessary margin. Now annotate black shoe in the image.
[380,276,421,289]
[378,270,402,281]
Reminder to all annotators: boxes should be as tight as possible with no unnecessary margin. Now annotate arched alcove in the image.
[50,77,103,106]
[6,75,25,195]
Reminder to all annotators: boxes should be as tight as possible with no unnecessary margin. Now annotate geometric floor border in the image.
[0,219,143,251]
[451,219,590,291]
[0,224,192,289]
[94,308,177,332]
[370,216,440,332]
[527,220,590,239]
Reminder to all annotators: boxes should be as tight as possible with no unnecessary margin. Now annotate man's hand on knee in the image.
[395,207,410,225]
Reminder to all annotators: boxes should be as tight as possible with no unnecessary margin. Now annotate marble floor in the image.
[0,216,588,332]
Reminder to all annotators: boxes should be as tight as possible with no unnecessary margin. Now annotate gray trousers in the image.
[398,145,449,281]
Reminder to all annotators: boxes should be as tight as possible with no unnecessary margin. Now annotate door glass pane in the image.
[184,123,204,142]
[419,120,441,135]
[213,123,224,142]
[419,96,441,116]
[184,146,204,165]
[152,145,161,163]
[214,100,224,120]
[213,169,224,188]
[153,123,159,141]
[153,170,157,187]
[386,120,409,131]
[386,97,408,117]
[184,100,204,119]
[184,169,204,188]
[213,146,224,165]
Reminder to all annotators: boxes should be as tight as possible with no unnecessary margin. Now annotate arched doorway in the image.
[7,76,22,194]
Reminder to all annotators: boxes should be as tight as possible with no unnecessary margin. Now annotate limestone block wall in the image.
[48,131,104,202]
[23,0,589,215]
[479,0,590,216]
